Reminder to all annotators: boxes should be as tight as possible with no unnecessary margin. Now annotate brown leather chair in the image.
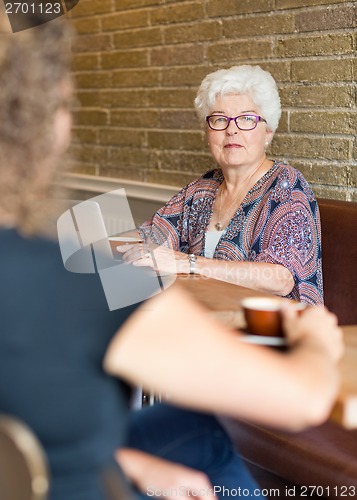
[221,198,357,497]
[319,198,357,325]
[0,414,49,500]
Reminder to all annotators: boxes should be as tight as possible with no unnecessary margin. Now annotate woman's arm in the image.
[104,285,342,432]
[117,246,294,296]
[180,255,294,296]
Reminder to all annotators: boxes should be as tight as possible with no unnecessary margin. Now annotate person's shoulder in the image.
[0,228,58,258]
[185,168,221,186]
[179,169,221,199]
[274,161,316,202]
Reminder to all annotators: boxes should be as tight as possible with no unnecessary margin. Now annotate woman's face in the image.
[206,93,273,171]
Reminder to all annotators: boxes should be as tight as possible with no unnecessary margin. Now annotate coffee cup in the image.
[241,297,308,337]
[241,297,284,337]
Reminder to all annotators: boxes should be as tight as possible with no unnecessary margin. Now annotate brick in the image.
[73,109,108,126]
[159,110,199,130]
[222,14,294,37]
[276,111,289,134]
[72,33,112,53]
[111,110,160,128]
[151,45,204,67]
[353,139,357,161]
[98,129,147,147]
[295,5,356,32]
[101,50,148,69]
[69,0,113,17]
[147,131,205,151]
[291,111,357,135]
[271,135,352,161]
[147,89,197,108]
[207,40,273,64]
[277,34,354,58]
[74,72,112,89]
[353,56,357,81]
[312,185,350,201]
[108,147,155,171]
[100,90,148,108]
[72,54,99,71]
[290,161,313,182]
[276,0,351,9]
[76,91,102,107]
[259,62,291,83]
[349,189,357,202]
[71,17,100,34]
[71,144,108,163]
[114,0,162,10]
[72,127,98,144]
[312,164,349,186]
[349,163,357,185]
[291,160,350,188]
[161,66,215,87]
[114,28,162,49]
[150,2,204,25]
[113,69,160,88]
[70,163,98,176]
[157,151,214,174]
[280,85,356,108]
[291,59,353,82]
[102,10,149,32]
[207,0,274,17]
[164,20,222,45]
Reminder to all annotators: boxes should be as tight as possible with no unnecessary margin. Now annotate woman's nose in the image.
[226,120,238,135]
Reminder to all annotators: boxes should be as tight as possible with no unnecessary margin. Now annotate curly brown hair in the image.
[0,12,73,235]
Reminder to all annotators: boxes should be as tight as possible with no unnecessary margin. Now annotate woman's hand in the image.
[281,303,344,363]
[116,448,216,500]
[117,242,190,275]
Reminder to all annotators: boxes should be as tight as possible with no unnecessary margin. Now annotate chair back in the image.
[0,414,49,500]
[318,198,357,325]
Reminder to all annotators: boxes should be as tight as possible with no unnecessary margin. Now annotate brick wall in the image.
[68,0,356,200]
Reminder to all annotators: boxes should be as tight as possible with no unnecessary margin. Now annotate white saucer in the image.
[239,334,288,346]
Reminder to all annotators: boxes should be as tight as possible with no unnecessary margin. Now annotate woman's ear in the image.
[265,128,274,148]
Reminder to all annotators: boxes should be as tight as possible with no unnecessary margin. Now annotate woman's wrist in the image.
[177,254,200,275]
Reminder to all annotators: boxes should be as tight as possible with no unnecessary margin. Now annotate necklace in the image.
[215,157,266,231]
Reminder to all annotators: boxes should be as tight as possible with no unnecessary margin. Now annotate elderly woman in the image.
[123,65,322,305]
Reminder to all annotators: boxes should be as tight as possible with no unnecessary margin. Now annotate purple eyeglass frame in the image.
[206,114,267,131]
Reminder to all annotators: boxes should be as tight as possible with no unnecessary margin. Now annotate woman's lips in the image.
[224,143,243,148]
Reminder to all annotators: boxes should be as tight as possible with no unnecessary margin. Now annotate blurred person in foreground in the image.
[121,65,323,305]
[0,9,343,500]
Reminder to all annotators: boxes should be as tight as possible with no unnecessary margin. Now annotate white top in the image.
[204,230,224,258]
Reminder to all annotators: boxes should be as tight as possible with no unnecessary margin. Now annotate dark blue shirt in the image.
[0,229,152,499]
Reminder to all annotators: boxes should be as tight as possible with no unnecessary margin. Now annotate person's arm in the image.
[116,448,216,500]
[179,256,294,296]
[118,245,294,296]
[104,285,343,432]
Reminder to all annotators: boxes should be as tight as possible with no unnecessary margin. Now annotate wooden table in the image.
[178,275,357,429]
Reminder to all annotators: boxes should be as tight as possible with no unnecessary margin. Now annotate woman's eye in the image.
[214,116,227,123]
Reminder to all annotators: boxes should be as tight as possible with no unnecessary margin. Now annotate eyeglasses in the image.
[206,114,267,131]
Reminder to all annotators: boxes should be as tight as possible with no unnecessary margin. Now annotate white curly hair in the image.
[194,65,281,133]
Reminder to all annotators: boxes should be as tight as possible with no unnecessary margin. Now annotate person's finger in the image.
[131,256,153,267]
[116,243,136,253]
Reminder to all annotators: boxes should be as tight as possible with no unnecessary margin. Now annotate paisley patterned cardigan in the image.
[138,161,323,305]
